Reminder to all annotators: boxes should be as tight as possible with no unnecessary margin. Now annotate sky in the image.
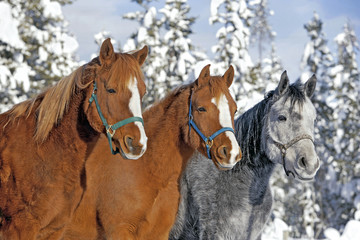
[62,0,360,81]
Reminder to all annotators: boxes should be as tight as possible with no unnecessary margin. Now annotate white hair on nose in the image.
[211,94,239,165]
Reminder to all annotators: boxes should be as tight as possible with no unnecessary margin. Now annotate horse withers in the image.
[171,71,320,240]
[62,64,242,240]
[0,39,148,240]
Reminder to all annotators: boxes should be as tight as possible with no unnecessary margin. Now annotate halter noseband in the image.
[188,90,235,159]
[89,82,144,155]
[270,134,314,177]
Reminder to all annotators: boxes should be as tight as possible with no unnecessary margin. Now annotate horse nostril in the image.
[125,135,134,150]
[298,156,307,169]
[219,146,228,158]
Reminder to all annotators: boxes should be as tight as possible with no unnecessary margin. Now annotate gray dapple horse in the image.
[170,71,320,240]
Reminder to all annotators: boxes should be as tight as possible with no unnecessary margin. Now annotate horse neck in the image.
[143,88,194,168]
[234,99,275,174]
[232,100,276,205]
[45,87,98,148]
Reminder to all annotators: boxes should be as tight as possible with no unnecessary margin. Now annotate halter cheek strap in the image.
[89,82,144,155]
[271,134,314,177]
[188,91,235,159]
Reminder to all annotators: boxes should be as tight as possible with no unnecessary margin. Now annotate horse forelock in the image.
[209,76,230,104]
[107,53,145,91]
[274,80,307,109]
[234,80,309,167]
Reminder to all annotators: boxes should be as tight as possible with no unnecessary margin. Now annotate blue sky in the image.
[63,0,360,80]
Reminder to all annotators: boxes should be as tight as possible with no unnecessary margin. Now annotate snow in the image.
[324,228,341,240]
[144,7,157,28]
[261,218,289,240]
[334,32,346,45]
[340,220,360,240]
[42,0,62,19]
[13,64,31,92]
[61,33,79,54]
[210,0,225,19]
[0,2,24,48]
[0,66,11,88]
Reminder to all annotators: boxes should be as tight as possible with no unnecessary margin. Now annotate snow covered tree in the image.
[123,0,207,106]
[260,43,283,91]
[300,12,334,82]
[123,0,167,106]
[210,0,265,112]
[249,0,275,66]
[159,0,205,91]
[0,1,29,111]
[322,21,360,232]
[285,16,360,238]
[0,0,78,111]
[90,31,118,59]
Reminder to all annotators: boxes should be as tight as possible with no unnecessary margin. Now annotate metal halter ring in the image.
[206,139,214,148]
[106,125,115,138]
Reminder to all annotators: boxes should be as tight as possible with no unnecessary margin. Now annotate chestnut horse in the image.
[63,64,242,240]
[0,39,148,240]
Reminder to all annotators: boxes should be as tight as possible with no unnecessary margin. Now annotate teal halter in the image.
[89,82,144,155]
[188,90,235,159]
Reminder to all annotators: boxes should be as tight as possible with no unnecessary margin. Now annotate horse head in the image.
[187,64,242,170]
[263,71,320,181]
[83,38,148,159]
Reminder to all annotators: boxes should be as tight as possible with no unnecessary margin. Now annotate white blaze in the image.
[211,94,240,166]
[128,78,147,157]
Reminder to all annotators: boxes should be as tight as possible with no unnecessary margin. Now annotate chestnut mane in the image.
[2,53,145,143]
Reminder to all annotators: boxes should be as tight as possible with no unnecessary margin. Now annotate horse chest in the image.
[213,169,273,240]
[138,176,181,239]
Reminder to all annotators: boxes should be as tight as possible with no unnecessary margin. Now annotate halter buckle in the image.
[206,139,214,148]
[106,125,115,138]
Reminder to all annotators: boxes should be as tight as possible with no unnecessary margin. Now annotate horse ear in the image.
[131,45,148,66]
[305,74,317,98]
[99,38,115,66]
[222,65,234,88]
[197,64,211,86]
[275,71,289,96]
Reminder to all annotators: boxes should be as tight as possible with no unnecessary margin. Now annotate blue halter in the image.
[89,82,144,155]
[188,90,235,159]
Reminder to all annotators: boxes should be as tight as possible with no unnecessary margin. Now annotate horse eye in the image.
[278,115,287,121]
[107,88,116,94]
[197,107,206,112]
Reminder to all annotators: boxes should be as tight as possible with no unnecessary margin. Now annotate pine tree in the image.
[159,0,202,90]
[91,31,118,59]
[0,0,78,111]
[209,0,255,110]
[325,21,360,230]
[123,0,167,105]
[0,1,29,111]
[260,43,282,91]
[249,0,275,66]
